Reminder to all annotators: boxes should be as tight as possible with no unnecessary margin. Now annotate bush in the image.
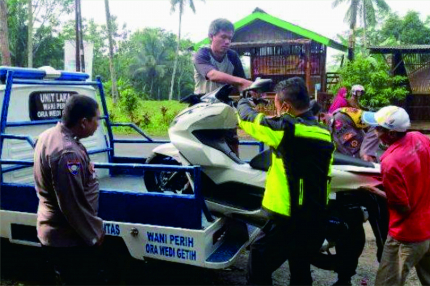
[330,55,409,108]
[120,88,140,121]
[105,97,187,137]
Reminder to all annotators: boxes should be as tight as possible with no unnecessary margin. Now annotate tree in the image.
[129,29,170,99]
[168,0,203,100]
[175,39,195,100]
[375,11,430,46]
[6,0,73,67]
[104,0,119,103]
[27,0,32,67]
[0,0,11,65]
[333,0,390,54]
[397,11,430,44]
[61,17,129,81]
[331,55,408,108]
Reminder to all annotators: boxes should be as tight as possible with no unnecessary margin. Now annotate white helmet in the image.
[351,85,365,96]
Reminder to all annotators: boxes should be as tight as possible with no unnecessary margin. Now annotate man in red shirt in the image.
[361,106,430,286]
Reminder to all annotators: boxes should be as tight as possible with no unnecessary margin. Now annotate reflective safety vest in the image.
[237,99,335,218]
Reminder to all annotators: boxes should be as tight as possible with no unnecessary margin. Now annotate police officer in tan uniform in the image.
[34,94,105,285]
[329,107,380,162]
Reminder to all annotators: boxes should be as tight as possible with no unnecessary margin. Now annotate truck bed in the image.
[99,174,147,193]
[98,174,213,229]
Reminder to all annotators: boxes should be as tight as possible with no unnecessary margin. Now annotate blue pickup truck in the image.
[0,66,260,270]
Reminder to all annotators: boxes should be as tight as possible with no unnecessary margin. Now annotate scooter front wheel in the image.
[144,154,193,195]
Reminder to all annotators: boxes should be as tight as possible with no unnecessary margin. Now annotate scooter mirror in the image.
[213,84,234,103]
[245,78,272,93]
[180,94,204,106]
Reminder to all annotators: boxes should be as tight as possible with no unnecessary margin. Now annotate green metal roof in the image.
[194,12,347,52]
[369,45,430,54]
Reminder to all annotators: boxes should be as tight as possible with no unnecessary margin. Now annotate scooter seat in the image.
[249,150,375,171]
[333,153,375,168]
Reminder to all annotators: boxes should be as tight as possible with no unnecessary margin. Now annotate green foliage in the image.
[5,1,195,102]
[100,27,195,101]
[170,0,197,13]
[332,0,390,29]
[106,96,187,136]
[380,11,430,45]
[60,17,129,80]
[119,88,140,121]
[6,0,74,67]
[128,28,175,99]
[330,55,408,108]
[331,10,430,70]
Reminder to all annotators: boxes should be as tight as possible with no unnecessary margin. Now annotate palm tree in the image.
[27,0,33,67]
[130,29,168,99]
[333,0,390,55]
[0,0,11,65]
[104,0,119,103]
[168,0,204,100]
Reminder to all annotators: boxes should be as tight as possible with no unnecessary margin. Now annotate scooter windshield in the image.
[201,84,233,104]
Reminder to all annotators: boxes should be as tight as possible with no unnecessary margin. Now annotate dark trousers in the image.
[247,217,325,285]
[42,245,107,285]
[335,219,366,282]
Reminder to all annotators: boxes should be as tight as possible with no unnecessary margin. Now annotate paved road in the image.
[1,223,420,286]
[113,135,263,161]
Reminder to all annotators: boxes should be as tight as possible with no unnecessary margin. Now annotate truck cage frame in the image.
[0,67,264,232]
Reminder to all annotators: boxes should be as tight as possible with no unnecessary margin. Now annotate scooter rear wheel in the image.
[311,221,366,271]
[144,154,193,194]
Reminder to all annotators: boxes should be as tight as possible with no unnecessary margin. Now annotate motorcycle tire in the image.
[310,252,338,271]
[144,154,193,195]
[311,221,366,271]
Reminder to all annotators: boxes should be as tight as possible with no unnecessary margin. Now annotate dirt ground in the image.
[1,223,421,286]
[2,125,428,286]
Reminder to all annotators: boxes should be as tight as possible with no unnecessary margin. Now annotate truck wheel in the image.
[144,154,193,194]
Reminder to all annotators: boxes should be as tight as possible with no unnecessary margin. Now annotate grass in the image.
[104,97,187,137]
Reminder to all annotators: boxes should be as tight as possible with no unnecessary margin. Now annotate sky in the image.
[79,0,430,63]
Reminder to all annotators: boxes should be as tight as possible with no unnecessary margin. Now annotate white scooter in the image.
[144,79,388,270]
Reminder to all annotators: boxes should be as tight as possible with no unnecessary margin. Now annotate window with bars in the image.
[250,43,324,77]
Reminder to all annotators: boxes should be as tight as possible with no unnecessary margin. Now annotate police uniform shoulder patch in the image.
[350,140,359,148]
[67,160,81,175]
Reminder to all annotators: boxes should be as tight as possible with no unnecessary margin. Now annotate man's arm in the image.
[207,70,252,91]
[212,50,251,90]
[229,50,246,80]
[360,185,387,199]
[237,98,286,148]
[53,151,104,246]
[360,127,380,162]
[193,48,252,91]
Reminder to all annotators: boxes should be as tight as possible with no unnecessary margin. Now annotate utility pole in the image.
[75,0,80,71]
[74,0,85,72]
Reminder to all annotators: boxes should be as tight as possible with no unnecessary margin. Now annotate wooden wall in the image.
[403,94,430,121]
[233,20,300,42]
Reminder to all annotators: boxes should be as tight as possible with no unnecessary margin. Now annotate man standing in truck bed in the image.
[193,18,253,155]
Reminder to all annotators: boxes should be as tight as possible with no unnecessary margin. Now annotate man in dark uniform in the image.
[34,94,105,285]
[238,77,335,285]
